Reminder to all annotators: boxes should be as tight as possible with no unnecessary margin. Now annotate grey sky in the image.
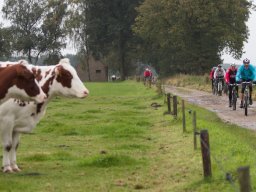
[222,10,256,65]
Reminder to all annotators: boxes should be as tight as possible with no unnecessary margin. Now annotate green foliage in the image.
[67,0,143,79]
[134,0,252,75]
[0,27,14,58]
[2,0,68,64]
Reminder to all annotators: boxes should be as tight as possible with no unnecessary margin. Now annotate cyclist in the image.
[225,64,238,107]
[143,67,152,85]
[236,58,256,108]
[214,64,226,93]
[210,66,217,92]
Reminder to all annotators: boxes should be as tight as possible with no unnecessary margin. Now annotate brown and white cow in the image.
[0,58,89,172]
[0,60,46,103]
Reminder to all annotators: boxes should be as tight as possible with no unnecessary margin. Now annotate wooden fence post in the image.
[182,100,186,132]
[193,111,197,150]
[200,129,212,178]
[173,95,177,117]
[161,84,166,103]
[167,93,171,114]
[238,166,251,192]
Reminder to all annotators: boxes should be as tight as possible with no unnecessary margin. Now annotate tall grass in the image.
[164,73,212,92]
[0,80,256,191]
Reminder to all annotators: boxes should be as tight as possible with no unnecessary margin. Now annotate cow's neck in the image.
[0,67,18,100]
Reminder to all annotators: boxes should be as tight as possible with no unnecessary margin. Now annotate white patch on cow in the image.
[4,82,46,104]
[0,61,46,103]
[55,62,89,98]
[0,60,28,67]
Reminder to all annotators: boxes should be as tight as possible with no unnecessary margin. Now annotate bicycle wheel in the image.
[218,82,222,96]
[232,89,237,110]
[244,94,248,116]
[213,84,217,95]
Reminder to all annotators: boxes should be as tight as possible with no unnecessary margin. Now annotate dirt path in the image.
[164,85,256,130]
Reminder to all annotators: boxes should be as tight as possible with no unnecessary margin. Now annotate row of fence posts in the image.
[164,91,252,192]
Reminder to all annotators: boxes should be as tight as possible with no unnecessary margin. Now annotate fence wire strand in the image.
[200,137,239,192]
[163,87,252,192]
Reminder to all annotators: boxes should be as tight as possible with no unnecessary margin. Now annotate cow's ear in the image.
[55,65,63,77]
[16,65,29,78]
[31,67,37,77]
[18,60,29,66]
[16,65,23,76]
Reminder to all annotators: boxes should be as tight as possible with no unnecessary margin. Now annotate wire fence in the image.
[162,89,252,192]
[140,79,252,191]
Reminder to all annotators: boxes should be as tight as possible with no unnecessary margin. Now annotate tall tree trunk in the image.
[120,50,125,81]
[119,30,126,80]
[28,49,32,63]
[85,3,91,82]
[85,51,91,81]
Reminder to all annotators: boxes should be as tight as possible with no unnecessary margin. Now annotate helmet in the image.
[243,58,250,64]
[231,63,236,67]
[217,64,222,67]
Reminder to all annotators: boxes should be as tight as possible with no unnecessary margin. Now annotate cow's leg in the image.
[1,126,13,173]
[10,132,21,172]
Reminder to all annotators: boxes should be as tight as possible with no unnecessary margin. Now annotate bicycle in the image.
[144,76,152,88]
[215,77,224,96]
[229,83,238,110]
[242,82,252,116]
[212,79,216,95]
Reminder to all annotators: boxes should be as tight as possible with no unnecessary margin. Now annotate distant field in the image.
[1,80,256,191]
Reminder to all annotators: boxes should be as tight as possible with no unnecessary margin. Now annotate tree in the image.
[2,0,68,64]
[133,0,252,74]
[67,0,143,80]
[0,26,14,58]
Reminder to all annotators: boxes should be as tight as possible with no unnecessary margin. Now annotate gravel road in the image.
[164,85,256,130]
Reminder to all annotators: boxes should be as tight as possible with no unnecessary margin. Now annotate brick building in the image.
[76,55,108,82]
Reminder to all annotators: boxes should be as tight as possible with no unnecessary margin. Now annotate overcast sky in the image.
[221,9,256,65]
[0,1,255,62]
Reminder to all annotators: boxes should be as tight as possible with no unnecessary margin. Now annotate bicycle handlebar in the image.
[229,83,238,86]
[234,81,256,86]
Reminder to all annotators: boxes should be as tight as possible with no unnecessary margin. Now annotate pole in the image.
[200,129,212,177]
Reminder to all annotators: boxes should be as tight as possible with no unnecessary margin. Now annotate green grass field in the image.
[1,80,256,191]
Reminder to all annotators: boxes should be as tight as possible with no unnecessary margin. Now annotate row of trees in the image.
[0,0,253,77]
[134,0,252,74]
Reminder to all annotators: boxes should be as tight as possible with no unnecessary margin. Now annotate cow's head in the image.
[6,62,46,103]
[49,58,89,98]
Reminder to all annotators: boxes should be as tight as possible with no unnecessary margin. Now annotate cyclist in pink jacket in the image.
[225,64,238,107]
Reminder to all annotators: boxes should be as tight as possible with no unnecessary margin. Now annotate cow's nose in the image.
[84,91,89,96]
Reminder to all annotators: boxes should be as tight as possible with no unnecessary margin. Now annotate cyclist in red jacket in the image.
[225,64,238,107]
[144,68,152,80]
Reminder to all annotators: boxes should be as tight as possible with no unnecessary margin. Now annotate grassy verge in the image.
[0,80,256,191]
[164,73,212,92]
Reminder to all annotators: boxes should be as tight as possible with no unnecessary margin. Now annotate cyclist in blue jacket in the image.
[236,58,256,108]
